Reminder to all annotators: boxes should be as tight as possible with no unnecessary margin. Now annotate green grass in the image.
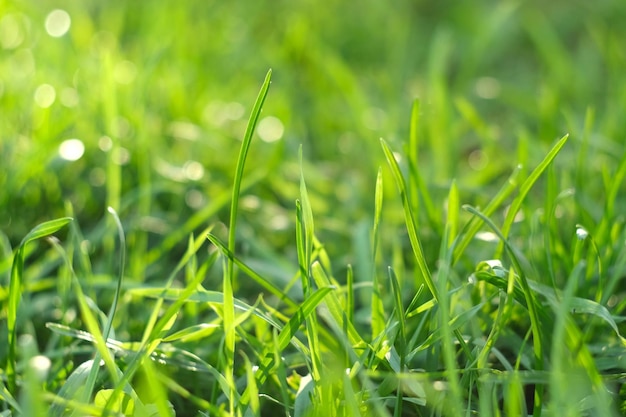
[2,1,626,416]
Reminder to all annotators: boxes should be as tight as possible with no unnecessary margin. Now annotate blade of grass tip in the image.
[463,205,544,417]
[6,217,72,394]
[496,133,569,258]
[371,167,385,339]
[380,138,436,297]
[452,164,523,265]
[224,69,271,413]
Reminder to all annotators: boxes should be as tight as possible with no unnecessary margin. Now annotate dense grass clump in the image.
[2,1,626,416]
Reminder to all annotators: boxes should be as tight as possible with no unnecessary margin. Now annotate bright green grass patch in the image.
[3,1,626,416]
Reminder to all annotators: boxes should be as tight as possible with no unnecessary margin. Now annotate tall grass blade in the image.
[224,69,272,413]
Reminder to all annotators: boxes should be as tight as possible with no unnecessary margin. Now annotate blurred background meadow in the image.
[2,0,626,415]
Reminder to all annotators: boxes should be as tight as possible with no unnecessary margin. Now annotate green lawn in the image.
[2,1,626,416]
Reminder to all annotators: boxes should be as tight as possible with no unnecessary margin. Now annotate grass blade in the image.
[295,145,324,409]
[463,204,544,415]
[371,167,386,339]
[380,138,435,297]
[6,217,72,395]
[223,68,272,413]
[206,233,298,309]
[381,138,474,367]
[497,134,569,257]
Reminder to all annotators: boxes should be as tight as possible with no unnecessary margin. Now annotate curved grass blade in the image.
[223,68,272,413]
[6,217,72,394]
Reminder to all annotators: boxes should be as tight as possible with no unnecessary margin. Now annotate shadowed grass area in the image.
[2,1,626,416]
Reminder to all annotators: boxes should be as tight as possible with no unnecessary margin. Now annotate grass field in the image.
[2,1,626,416]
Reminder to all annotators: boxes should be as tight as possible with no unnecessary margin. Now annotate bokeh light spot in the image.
[29,355,51,381]
[59,138,85,161]
[168,121,201,141]
[34,84,56,108]
[112,147,130,165]
[98,136,112,151]
[203,101,246,126]
[45,9,71,38]
[185,189,205,209]
[0,13,26,49]
[475,77,501,99]
[257,116,284,143]
[183,160,204,181]
[60,87,79,107]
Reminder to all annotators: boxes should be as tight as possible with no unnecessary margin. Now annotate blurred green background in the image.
[1,0,625,278]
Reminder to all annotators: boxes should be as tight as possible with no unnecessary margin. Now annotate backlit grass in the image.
[2,1,626,416]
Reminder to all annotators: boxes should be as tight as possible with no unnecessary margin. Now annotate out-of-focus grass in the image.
[2,0,626,416]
